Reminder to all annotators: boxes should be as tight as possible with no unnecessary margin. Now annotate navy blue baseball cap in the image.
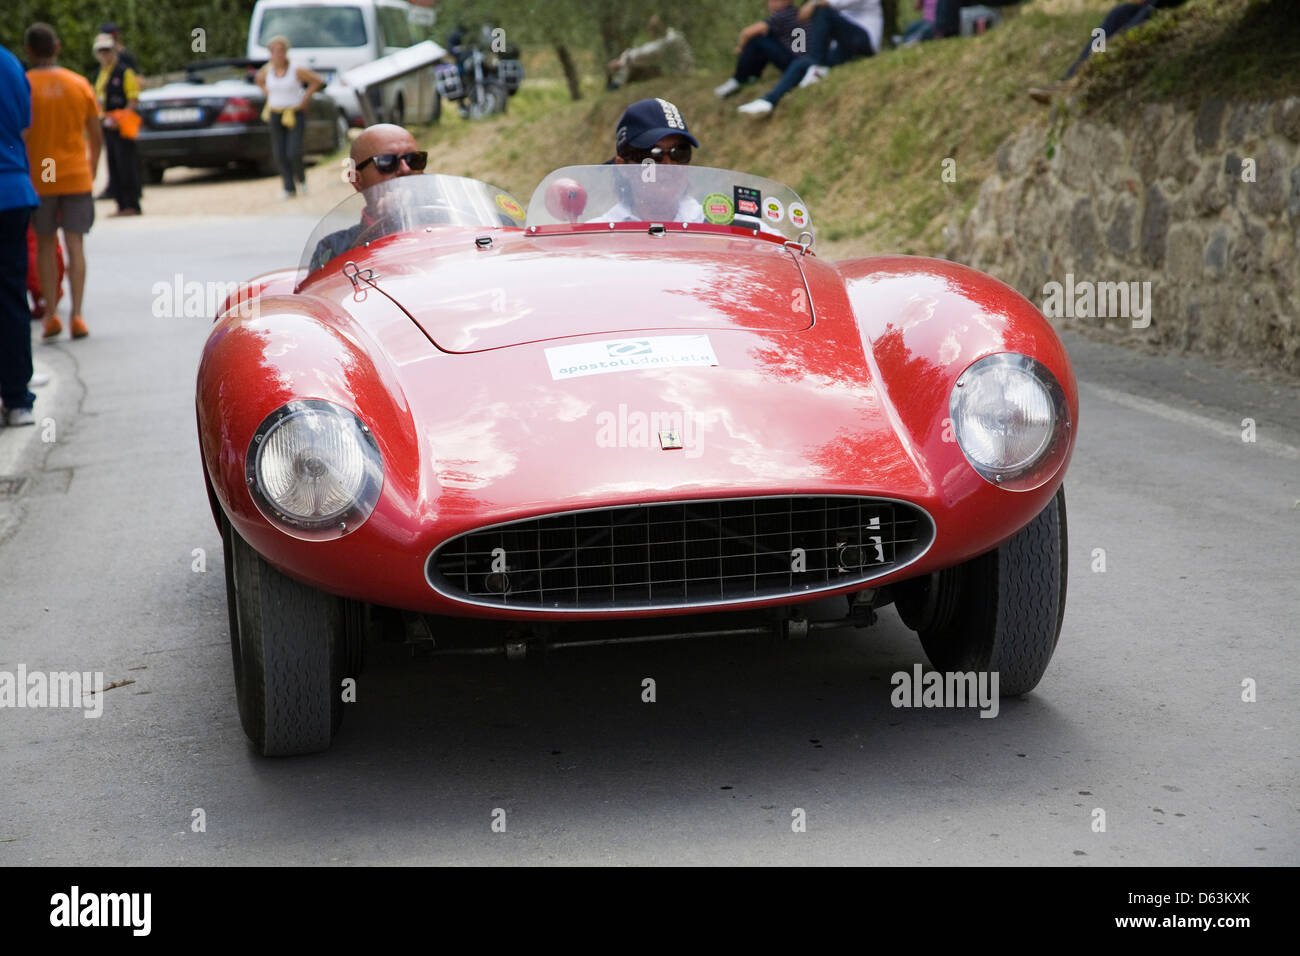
[615,98,700,153]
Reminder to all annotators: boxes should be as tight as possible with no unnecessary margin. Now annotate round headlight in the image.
[246,399,383,539]
[950,353,1070,491]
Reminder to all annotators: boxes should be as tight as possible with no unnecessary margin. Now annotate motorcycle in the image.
[435,25,523,120]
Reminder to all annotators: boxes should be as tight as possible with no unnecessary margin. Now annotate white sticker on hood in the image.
[545,335,719,380]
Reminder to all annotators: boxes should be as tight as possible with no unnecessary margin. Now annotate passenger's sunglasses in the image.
[620,143,692,165]
[356,150,428,174]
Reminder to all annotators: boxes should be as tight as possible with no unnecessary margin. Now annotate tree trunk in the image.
[554,43,582,101]
[881,0,900,49]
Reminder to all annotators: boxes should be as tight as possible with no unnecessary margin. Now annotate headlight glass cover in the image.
[949,353,1070,491]
[246,399,383,539]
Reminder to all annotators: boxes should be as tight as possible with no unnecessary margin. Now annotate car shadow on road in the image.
[228,600,1083,854]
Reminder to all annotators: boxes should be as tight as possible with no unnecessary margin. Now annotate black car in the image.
[137,59,342,183]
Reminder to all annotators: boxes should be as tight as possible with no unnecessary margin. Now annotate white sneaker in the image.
[737,98,774,116]
[29,372,50,387]
[799,65,829,88]
[714,77,742,98]
[298,179,308,195]
[3,407,36,427]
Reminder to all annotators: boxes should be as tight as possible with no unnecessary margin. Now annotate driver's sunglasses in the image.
[620,143,692,165]
[356,150,428,174]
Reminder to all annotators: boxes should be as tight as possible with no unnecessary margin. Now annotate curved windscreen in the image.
[297,175,527,287]
[525,165,815,244]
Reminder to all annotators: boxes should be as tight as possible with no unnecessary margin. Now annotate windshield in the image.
[525,165,815,244]
[296,174,526,287]
[258,7,367,48]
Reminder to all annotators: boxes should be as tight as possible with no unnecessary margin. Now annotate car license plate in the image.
[154,107,202,124]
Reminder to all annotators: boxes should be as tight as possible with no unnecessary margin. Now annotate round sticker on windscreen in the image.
[763,197,784,223]
[495,194,525,220]
[702,192,735,225]
[789,202,809,229]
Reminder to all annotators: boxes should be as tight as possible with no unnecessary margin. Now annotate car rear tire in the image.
[144,164,166,185]
[222,518,360,755]
[902,486,1067,696]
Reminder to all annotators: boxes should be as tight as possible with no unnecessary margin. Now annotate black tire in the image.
[144,164,166,185]
[222,518,360,756]
[911,486,1068,696]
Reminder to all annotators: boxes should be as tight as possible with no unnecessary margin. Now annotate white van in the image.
[247,0,441,128]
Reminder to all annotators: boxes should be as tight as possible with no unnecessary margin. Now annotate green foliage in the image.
[4,1,258,78]
[1080,0,1299,112]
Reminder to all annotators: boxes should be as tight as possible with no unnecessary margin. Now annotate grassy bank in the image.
[415,0,1295,260]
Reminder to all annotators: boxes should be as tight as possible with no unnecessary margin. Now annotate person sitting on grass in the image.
[737,0,882,116]
[715,0,801,99]
[605,16,695,91]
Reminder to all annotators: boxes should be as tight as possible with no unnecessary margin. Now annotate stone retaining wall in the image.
[949,97,1300,376]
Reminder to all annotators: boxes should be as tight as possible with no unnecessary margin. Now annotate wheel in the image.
[898,485,1068,696]
[222,518,361,755]
[464,81,503,119]
[144,164,166,185]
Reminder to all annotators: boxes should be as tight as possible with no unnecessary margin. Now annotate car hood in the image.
[367,230,815,353]
[383,316,933,527]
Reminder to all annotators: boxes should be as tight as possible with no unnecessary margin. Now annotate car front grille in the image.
[427,495,933,612]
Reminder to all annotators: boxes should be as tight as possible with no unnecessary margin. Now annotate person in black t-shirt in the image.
[714,0,801,98]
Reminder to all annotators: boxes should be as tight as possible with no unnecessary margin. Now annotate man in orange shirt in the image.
[24,23,101,340]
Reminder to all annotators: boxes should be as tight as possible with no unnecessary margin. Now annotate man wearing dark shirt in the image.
[715,0,800,98]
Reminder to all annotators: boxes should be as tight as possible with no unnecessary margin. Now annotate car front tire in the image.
[223,518,358,756]
[899,486,1068,696]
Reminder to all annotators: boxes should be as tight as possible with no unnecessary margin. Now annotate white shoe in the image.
[298,179,308,195]
[714,77,741,98]
[2,407,36,427]
[29,372,50,387]
[799,65,829,88]
[737,98,774,116]
[278,189,293,200]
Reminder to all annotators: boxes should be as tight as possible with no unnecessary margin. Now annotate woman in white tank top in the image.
[255,35,324,198]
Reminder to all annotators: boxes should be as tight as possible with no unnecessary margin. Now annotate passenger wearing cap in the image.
[592,98,702,223]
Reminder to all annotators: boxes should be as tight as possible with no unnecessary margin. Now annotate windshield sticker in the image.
[789,202,810,229]
[702,193,734,225]
[495,194,525,220]
[733,185,761,219]
[763,197,784,224]
[546,335,720,380]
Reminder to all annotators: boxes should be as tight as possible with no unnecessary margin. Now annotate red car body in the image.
[198,168,1077,754]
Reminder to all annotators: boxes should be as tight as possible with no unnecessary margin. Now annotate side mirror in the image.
[544,178,587,222]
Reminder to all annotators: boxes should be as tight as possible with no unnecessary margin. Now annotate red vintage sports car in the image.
[197,164,1076,755]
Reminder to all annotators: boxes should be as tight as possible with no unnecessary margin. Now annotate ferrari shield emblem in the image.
[659,430,683,450]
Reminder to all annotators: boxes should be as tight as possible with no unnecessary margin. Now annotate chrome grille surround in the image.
[427,495,935,613]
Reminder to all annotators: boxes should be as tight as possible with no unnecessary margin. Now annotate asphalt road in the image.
[0,214,1295,866]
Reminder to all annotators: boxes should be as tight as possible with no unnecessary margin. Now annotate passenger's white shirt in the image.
[591,195,705,224]
[828,0,884,54]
